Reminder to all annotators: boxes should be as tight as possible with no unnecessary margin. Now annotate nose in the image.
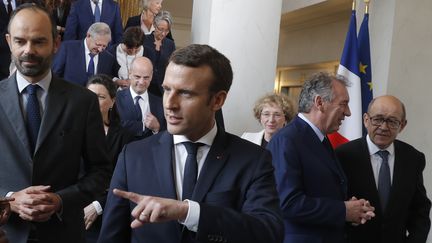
[344,104,351,117]
[163,91,178,110]
[23,42,36,55]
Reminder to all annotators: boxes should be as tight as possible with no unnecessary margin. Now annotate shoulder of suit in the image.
[394,139,424,156]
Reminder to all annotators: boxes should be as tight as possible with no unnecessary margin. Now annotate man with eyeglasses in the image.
[336,95,431,243]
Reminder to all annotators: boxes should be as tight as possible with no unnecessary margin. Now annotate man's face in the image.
[129,58,153,95]
[6,9,59,83]
[86,34,110,55]
[364,96,406,149]
[321,80,351,134]
[162,63,226,141]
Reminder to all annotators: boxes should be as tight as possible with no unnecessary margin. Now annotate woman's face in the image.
[123,44,142,55]
[260,103,286,137]
[154,20,169,41]
[87,83,115,118]
[149,0,162,15]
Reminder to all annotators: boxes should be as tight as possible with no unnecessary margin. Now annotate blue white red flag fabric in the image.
[328,10,362,147]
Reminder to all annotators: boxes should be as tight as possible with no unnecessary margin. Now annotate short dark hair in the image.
[8,3,58,40]
[87,74,118,99]
[122,27,145,48]
[169,44,233,93]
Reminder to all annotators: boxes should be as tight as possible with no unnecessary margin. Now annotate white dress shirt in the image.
[129,87,150,131]
[366,135,395,187]
[90,0,103,15]
[84,39,99,74]
[173,124,217,232]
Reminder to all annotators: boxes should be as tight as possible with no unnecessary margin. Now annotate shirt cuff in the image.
[6,192,14,197]
[179,200,200,232]
[92,201,103,215]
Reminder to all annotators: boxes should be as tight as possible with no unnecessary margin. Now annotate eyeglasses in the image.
[368,115,402,129]
[155,26,169,34]
[261,112,284,119]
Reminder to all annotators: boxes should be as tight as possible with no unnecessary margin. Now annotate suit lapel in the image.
[0,75,32,156]
[123,90,139,120]
[192,128,229,202]
[35,77,67,153]
[152,132,177,199]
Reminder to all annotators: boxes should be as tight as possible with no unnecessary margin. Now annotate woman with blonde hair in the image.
[242,93,296,148]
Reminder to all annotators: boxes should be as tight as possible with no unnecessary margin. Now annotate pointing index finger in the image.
[113,189,142,203]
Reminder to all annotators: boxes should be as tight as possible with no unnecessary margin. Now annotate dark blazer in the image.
[124,14,174,41]
[336,138,431,243]
[115,88,165,139]
[97,128,284,243]
[0,2,12,80]
[0,74,111,243]
[144,33,175,97]
[63,0,123,44]
[52,40,119,86]
[267,116,348,243]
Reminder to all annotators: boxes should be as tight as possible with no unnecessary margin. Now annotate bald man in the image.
[336,95,431,243]
[116,56,166,140]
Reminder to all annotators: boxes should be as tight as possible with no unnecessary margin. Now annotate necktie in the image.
[322,136,334,157]
[26,84,41,154]
[182,142,204,200]
[93,0,101,22]
[7,0,12,17]
[87,53,95,78]
[134,96,142,121]
[377,150,391,211]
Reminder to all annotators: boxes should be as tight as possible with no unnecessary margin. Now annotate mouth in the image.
[165,114,182,124]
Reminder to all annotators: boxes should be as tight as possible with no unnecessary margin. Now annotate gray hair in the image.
[87,22,111,39]
[298,72,350,113]
[142,0,161,11]
[154,10,172,29]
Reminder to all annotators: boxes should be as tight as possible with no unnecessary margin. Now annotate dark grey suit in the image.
[0,74,111,243]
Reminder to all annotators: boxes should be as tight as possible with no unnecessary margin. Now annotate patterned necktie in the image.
[93,0,101,22]
[26,84,41,154]
[7,0,12,17]
[134,96,142,121]
[377,150,391,211]
[182,142,204,200]
[87,53,95,78]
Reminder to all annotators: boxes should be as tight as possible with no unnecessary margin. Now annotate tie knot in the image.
[134,95,141,103]
[26,84,39,95]
[377,150,389,161]
[89,52,96,58]
[182,142,204,155]
[92,0,99,5]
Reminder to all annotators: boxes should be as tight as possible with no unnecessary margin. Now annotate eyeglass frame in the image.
[155,25,170,34]
[366,114,403,129]
[261,112,285,120]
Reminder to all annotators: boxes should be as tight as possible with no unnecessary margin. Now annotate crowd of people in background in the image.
[0,1,431,243]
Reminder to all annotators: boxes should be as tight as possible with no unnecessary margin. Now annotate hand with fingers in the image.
[144,113,160,133]
[84,203,99,230]
[10,185,62,222]
[113,188,189,228]
[345,196,375,225]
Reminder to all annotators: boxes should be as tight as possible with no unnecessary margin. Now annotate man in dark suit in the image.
[267,72,375,243]
[63,0,122,44]
[53,22,119,86]
[116,56,165,140]
[1,4,111,243]
[336,95,431,243]
[97,44,283,243]
[0,0,18,80]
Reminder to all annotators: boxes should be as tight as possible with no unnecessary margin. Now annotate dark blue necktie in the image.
[87,53,95,78]
[182,142,204,200]
[93,0,101,22]
[7,0,13,17]
[377,150,391,211]
[134,96,142,121]
[26,84,41,154]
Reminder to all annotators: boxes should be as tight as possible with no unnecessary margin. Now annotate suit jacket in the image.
[0,74,111,243]
[115,88,166,139]
[144,33,175,97]
[336,138,431,243]
[52,40,119,86]
[124,14,174,41]
[241,130,265,146]
[97,128,284,243]
[267,116,348,243]
[63,0,123,44]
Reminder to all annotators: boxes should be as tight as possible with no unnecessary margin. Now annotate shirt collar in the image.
[129,86,148,101]
[16,71,51,93]
[84,38,92,56]
[173,123,218,147]
[298,113,326,142]
[366,134,394,156]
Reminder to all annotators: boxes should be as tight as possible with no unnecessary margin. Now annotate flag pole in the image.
[364,0,370,14]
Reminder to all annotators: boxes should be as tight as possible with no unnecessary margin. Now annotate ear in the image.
[314,95,324,112]
[210,90,227,112]
[398,119,407,133]
[363,113,369,127]
[53,34,61,54]
[5,33,11,50]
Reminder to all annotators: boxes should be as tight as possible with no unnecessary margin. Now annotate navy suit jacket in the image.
[144,33,175,97]
[336,138,431,243]
[52,40,119,86]
[267,116,348,243]
[63,0,123,44]
[97,128,284,243]
[115,88,165,139]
